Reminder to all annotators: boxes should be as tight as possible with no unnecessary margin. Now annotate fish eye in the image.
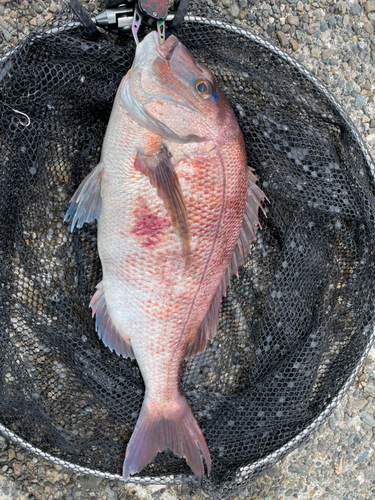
[195,79,214,100]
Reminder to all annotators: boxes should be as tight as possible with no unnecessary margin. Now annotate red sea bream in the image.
[65,31,265,480]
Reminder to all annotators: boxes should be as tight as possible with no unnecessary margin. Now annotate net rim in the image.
[0,14,374,487]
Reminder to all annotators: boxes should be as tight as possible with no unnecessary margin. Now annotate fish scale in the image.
[65,30,265,481]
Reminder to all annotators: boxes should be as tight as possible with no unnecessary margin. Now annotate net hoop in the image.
[0,14,374,488]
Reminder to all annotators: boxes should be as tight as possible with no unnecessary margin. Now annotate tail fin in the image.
[122,395,211,480]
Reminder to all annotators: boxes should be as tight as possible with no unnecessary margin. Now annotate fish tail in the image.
[122,394,211,481]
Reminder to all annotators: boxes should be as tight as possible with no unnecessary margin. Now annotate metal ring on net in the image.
[0,5,375,498]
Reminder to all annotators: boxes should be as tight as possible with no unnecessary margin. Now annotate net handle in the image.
[169,0,190,32]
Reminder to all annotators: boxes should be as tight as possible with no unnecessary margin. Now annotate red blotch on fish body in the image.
[131,198,171,248]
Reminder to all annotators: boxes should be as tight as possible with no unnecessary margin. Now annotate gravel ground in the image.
[1,0,375,499]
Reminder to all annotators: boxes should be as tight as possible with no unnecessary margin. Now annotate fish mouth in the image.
[156,35,180,60]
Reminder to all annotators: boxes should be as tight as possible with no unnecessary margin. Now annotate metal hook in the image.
[0,100,31,127]
[132,8,142,46]
[157,19,165,44]
[12,109,31,127]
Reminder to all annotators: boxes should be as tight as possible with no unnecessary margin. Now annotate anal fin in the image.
[89,281,135,359]
[64,163,104,231]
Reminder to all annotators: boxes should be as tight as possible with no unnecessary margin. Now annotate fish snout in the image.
[156,35,179,60]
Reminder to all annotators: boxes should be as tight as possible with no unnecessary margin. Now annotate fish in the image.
[64,31,266,481]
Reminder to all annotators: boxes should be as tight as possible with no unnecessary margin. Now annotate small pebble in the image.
[31,2,44,14]
[0,438,7,451]
[352,82,361,93]
[358,451,369,463]
[266,465,280,477]
[364,1,375,14]
[288,463,308,474]
[338,77,345,89]
[247,12,256,22]
[355,95,365,109]
[322,48,333,61]
[350,3,362,16]
[360,411,375,425]
[290,39,299,51]
[287,14,299,26]
[277,30,289,47]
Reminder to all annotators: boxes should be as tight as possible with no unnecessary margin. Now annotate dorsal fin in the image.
[230,168,267,277]
[185,168,266,358]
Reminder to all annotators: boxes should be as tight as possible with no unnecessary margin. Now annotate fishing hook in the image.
[12,109,31,127]
[131,8,142,46]
[0,101,31,127]
[132,6,165,46]
[157,19,165,44]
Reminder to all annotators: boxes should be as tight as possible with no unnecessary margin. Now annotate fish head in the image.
[120,31,238,145]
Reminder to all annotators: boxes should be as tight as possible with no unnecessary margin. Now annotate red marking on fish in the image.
[131,198,170,248]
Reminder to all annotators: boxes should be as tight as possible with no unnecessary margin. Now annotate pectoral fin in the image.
[64,163,104,231]
[135,146,191,258]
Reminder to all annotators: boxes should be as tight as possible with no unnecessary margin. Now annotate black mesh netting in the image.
[1,2,375,497]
